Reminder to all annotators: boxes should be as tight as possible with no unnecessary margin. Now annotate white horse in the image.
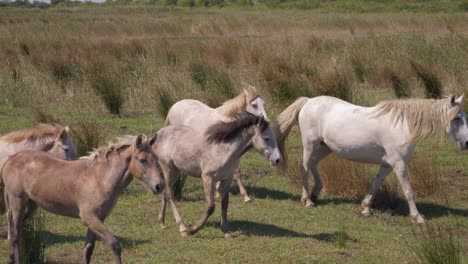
[276,95,467,223]
[153,113,281,238]
[164,86,269,203]
[0,124,77,168]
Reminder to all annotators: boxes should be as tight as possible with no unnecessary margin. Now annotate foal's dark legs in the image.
[190,176,215,235]
[83,228,97,264]
[81,215,121,264]
[7,196,27,264]
[219,178,233,238]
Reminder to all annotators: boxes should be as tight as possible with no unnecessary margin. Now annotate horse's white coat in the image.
[276,95,467,223]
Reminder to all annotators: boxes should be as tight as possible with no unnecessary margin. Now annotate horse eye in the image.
[139,158,147,164]
[63,146,69,152]
[252,104,258,109]
[264,137,270,142]
[454,117,461,121]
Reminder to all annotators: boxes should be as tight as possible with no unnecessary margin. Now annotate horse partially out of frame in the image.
[2,135,164,264]
[276,95,467,223]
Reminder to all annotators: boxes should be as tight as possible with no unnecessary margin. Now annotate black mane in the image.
[205,112,268,144]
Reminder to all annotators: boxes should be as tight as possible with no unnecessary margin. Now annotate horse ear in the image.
[57,125,70,142]
[149,133,157,146]
[450,95,456,105]
[455,94,464,104]
[135,135,144,148]
[243,88,249,97]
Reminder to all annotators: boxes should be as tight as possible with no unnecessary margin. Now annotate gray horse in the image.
[154,113,281,238]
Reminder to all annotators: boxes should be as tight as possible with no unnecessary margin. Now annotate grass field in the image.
[0,4,467,263]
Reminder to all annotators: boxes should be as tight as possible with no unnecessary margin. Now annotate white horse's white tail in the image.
[163,115,171,127]
[275,97,309,171]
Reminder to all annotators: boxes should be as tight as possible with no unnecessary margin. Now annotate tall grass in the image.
[70,121,103,157]
[91,72,124,116]
[411,61,443,99]
[412,224,461,264]
[20,210,46,264]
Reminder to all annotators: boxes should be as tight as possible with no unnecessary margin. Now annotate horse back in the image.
[2,151,87,218]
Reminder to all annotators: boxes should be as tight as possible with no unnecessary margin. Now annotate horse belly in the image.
[32,195,80,218]
[324,140,385,164]
[28,182,80,218]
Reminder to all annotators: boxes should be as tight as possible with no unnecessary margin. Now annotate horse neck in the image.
[223,126,256,161]
[0,137,54,154]
[215,93,246,117]
[96,148,134,197]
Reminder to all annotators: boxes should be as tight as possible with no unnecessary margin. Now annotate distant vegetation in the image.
[1,0,468,12]
[0,6,467,263]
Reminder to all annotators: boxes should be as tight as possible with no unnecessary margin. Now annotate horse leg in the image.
[392,161,425,224]
[360,165,393,217]
[219,178,234,238]
[7,195,27,264]
[83,228,97,264]
[157,164,170,229]
[23,200,38,220]
[190,175,215,235]
[234,168,251,203]
[81,215,122,264]
[300,148,314,208]
[309,145,331,204]
[159,164,189,235]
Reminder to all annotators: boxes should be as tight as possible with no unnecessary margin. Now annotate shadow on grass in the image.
[242,186,301,201]
[41,231,150,248]
[229,220,312,238]
[315,196,358,206]
[372,200,468,219]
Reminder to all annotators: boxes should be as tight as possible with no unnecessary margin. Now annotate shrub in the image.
[314,69,352,102]
[261,57,314,105]
[332,225,350,249]
[154,87,175,118]
[350,55,368,83]
[178,0,195,7]
[35,109,61,124]
[410,61,442,99]
[206,70,236,107]
[412,224,461,264]
[91,72,124,116]
[173,174,187,201]
[20,210,46,264]
[384,67,410,98]
[409,153,449,202]
[50,58,81,85]
[189,60,211,89]
[70,121,102,157]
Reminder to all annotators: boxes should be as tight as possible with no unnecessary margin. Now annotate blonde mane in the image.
[215,87,260,117]
[83,136,139,161]
[1,123,62,144]
[372,97,460,144]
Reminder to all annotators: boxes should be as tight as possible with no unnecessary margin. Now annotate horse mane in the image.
[205,112,268,144]
[82,136,140,161]
[214,86,260,118]
[372,97,460,144]
[0,123,62,144]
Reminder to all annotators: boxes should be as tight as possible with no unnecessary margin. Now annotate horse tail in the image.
[162,114,171,127]
[275,97,309,171]
[0,171,5,215]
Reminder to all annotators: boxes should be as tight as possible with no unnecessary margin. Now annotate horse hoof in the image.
[159,223,167,229]
[412,214,426,224]
[244,197,252,203]
[361,208,372,217]
[304,200,315,208]
[310,195,318,204]
[224,232,233,239]
[180,230,190,237]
